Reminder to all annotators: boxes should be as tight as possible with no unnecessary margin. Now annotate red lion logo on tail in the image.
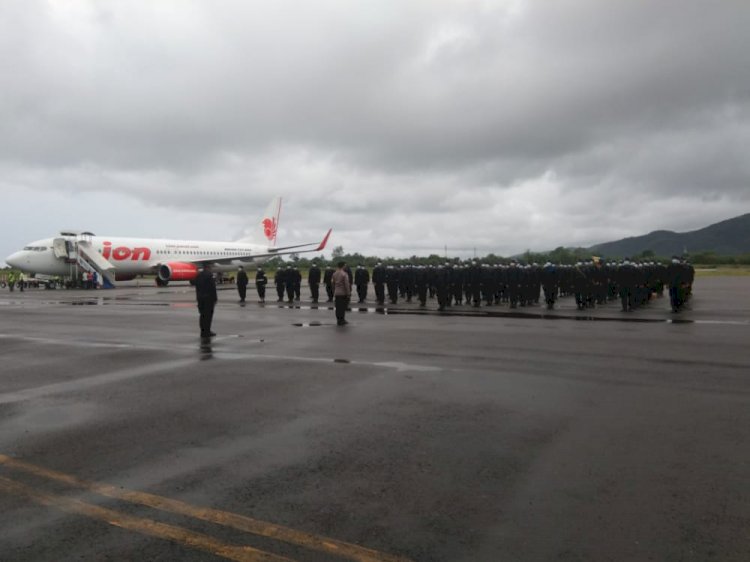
[262,217,277,241]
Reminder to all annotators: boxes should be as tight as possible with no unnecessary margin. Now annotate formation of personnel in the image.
[261,258,695,314]
[540,258,695,313]
[271,262,352,304]
[274,265,303,303]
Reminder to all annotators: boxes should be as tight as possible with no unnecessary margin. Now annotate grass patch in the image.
[694,266,750,277]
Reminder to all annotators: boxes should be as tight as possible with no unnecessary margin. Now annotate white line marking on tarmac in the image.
[0,333,442,376]
[0,358,197,405]
[0,334,133,349]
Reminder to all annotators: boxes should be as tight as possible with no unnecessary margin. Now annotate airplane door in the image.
[52,238,69,259]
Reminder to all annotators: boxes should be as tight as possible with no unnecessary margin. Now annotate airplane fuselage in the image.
[6,236,272,278]
[5,198,330,285]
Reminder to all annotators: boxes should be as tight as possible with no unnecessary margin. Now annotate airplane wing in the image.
[267,228,332,254]
[182,228,332,267]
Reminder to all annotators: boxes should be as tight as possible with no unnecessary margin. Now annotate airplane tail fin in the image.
[260,197,282,247]
[236,197,282,246]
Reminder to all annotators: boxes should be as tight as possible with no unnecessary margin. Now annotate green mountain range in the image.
[589,213,750,257]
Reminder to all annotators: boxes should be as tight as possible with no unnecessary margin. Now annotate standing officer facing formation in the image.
[195,263,217,339]
[332,261,352,326]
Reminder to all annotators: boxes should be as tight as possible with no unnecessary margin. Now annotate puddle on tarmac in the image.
[382,308,699,324]
[64,299,171,307]
[2,400,99,432]
[373,361,441,372]
[273,303,702,323]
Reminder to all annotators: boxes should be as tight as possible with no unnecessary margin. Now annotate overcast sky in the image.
[2,0,749,264]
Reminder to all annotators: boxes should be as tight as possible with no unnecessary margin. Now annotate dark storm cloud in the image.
[1,0,749,260]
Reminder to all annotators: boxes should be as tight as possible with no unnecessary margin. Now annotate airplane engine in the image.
[158,262,199,282]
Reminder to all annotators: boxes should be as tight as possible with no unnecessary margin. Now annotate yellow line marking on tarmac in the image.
[0,454,413,562]
[0,476,293,562]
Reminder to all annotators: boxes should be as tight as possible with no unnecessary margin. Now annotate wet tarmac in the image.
[0,277,748,561]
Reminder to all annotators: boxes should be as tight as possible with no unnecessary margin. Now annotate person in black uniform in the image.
[285,265,295,303]
[684,260,695,300]
[452,265,464,305]
[541,262,558,309]
[372,262,386,305]
[195,263,218,339]
[593,261,608,305]
[385,265,399,305]
[427,265,437,299]
[401,265,415,303]
[463,264,473,304]
[236,266,248,302]
[274,267,285,302]
[308,262,321,303]
[529,263,540,305]
[617,259,638,312]
[354,264,370,303]
[414,265,428,306]
[323,264,335,302]
[497,264,508,303]
[480,264,494,306]
[666,257,686,312]
[255,268,267,303]
[292,266,302,301]
[468,261,482,307]
[398,266,407,300]
[435,263,451,311]
[506,261,521,308]
[573,262,589,310]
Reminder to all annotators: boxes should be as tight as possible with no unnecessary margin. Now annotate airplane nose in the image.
[5,252,22,268]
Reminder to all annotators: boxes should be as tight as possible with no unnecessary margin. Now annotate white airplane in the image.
[5,198,332,287]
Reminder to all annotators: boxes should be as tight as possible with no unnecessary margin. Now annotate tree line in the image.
[275,245,750,269]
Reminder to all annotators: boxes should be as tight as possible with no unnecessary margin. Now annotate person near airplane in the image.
[195,263,218,339]
[236,266,249,303]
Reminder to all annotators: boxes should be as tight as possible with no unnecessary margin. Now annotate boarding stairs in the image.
[77,241,117,288]
[52,232,117,288]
